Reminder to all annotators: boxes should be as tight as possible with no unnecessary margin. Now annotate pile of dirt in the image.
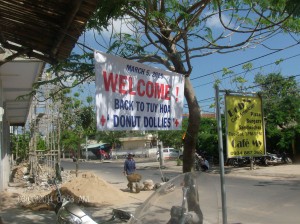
[61,172,130,206]
[22,172,130,211]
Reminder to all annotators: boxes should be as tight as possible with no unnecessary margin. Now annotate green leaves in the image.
[242,62,253,71]
[87,0,131,31]
[29,0,300,170]
[79,106,94,130]
[222,68,234,76]
[254,72,300,152]
[157,118,188,149]
[275,58,284,65]
[61,130,83,151]
[231,76,247,84]
[285,0,300,18]
[204,27,213,42]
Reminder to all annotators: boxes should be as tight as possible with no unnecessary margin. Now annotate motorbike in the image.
[97,149,111,160]
[52,172,217,224]
[254,152,293,166]
[263,152,282,165]
[226,157,250,167]
[194,153,209,172]
[278,152,293,164]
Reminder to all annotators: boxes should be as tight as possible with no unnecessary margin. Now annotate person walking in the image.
[124,153,136,176]
[123,153,141,192]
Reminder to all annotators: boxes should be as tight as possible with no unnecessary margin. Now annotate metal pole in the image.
[58,117,61,165]
[85,136,88,161]
[215,85,228,224]
[159,141,164,167]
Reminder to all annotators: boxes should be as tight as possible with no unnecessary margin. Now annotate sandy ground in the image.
[0,172,154,205]
[0,170,154,223]
[1,161,299,223]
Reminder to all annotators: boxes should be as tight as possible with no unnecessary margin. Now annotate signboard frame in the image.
[224,93,266,159]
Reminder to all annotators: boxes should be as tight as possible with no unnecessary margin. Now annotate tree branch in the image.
[217,0,293,33]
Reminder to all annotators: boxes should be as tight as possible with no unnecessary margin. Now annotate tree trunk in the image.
[183,77,201,173]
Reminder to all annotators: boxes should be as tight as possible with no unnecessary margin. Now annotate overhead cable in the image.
[190,42,300,81]
[193,52,300,88]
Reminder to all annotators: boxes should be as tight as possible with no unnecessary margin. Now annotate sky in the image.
[74,15,300,115]
[189,36,300,113]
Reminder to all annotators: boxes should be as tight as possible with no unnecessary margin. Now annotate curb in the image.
[137,163,300,179]
[62,158,300,179]
[208,165,300,179]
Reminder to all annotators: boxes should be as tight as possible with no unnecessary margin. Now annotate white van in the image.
[156,147,183,160]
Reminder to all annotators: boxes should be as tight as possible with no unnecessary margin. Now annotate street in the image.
[224,176,300,223]
[61,159,182,185]
[0,160,299,223]
[62,159,300,224]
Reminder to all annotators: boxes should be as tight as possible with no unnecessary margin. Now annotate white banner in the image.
[94,51,185,131]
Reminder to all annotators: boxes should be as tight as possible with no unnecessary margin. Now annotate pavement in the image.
[135,159,300,179]
[0,159,299,223]
[215,163,300,179]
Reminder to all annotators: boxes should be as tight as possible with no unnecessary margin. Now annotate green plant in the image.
[176,158,182,166]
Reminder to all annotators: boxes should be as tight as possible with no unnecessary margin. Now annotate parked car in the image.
[156,147,183,160]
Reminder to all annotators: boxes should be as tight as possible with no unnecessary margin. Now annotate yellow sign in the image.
[225,95,266,158]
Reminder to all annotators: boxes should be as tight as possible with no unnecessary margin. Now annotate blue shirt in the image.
[124,159,136,175]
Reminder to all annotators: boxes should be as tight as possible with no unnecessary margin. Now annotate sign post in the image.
[215,86,227,224]
[215,87,266,224]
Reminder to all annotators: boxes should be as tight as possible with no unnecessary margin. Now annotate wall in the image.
[0,79,3,190]
[119,135,156,151]
[0,80,10,191]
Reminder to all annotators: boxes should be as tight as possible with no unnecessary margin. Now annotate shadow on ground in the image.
[0,202,141,224]
[0,207,56,224]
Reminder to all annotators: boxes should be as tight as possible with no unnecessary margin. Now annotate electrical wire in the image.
[184,74,300,112]
[243,74,300,91]
[190,42,300,81]
[197,97,215,103]
[192,52,300,89]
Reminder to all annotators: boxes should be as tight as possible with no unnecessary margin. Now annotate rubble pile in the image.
[10,163,29,186]
[5,162,156,212]
[143,179,155,191]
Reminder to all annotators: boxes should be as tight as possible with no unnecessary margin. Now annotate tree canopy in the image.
[39,0,300,172]
[254,72,300,153]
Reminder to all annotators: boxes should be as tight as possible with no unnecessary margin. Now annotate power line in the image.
[197,97,215,103]
[183,96,215,107]
[190,42,300,81]
[193,52,300,89]
[243,74,300,91]
[187,74,300,107]
[184,99,215,108]
[200,104,215,108]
